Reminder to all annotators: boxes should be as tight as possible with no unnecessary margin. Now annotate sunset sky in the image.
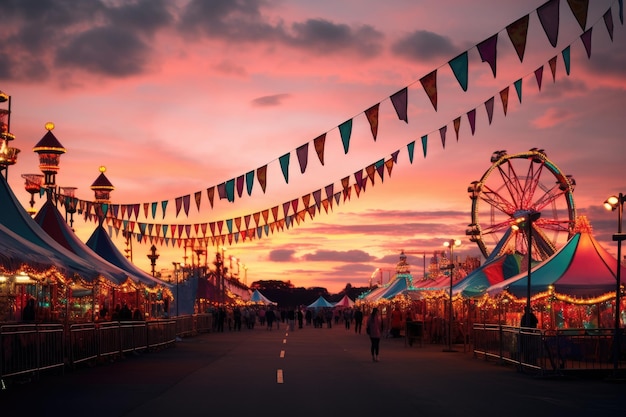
[1,0,624,293]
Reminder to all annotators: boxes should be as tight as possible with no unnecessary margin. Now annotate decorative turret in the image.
[90,166,114,225]
[33,122,66,188]
[0,90,19,177]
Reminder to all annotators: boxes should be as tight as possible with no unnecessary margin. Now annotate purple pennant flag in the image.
[467,109,476,135]
[603,9,614,41]
[183,194,190,216]
[484,97,494,125]
[236,175,244,198]
[390,88,408,123]
[439,126,447,149]
[175,197,182,217]
[534,66,544,91]
[325,184,334,201]
[296,143,309,173]
[477,34,498,77]
[581,28,593,58]
[537,0,560,47]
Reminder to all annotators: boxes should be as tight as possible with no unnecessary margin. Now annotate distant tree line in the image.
[249,280,369,308]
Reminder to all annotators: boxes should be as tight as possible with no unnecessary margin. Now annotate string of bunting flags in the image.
[47,0,622,249]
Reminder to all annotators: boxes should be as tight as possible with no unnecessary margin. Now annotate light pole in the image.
[172,262,180,316]
[604,193,625,371]
[443,239,461,352]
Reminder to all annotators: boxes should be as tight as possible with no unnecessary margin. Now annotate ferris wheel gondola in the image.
[466,149,576,261]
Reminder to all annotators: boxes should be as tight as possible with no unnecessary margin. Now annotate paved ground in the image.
[2,322,625,416]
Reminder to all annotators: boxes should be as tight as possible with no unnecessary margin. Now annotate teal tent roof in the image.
[307,296,334,308]
[250,289,276,305]
[453,253,522,298]
[488,222,625,300]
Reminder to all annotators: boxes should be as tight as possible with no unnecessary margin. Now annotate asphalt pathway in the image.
[2,322,625,416]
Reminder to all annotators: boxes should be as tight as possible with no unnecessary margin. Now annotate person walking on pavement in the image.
[366,307,382,362]
[354,307,363,334]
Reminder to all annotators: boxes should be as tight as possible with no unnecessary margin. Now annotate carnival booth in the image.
[485,217,626,329]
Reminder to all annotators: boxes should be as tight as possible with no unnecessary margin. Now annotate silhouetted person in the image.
[22,298,35,322]
[354,308,364,334]
[366,308,382,362]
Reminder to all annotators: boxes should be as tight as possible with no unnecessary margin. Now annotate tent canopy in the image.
[250,289,276,305]
[307,296,334,309]
[488,217,626,300]
[333,295,354,307]
[452,253,522,298]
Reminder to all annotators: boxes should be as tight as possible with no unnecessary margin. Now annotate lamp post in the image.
[604,193,625,372]
[172,262,180,316]
[443,239,461,352]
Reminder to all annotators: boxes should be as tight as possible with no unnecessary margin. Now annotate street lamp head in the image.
[604,195,622,211]
[443,239,461,248]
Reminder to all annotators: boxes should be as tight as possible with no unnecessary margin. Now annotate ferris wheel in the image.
[466,149,576,261]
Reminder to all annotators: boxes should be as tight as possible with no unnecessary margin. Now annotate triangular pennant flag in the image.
[279,153,290,183]
[226,219,233,234]
[201,223,207,237]
[253,212,260,227]
[217,182,228,200]
[225,179,235,202]
[534,66,544,90]
[282,201,290,219]
[419,70,437,111]
[449,52,468,91]
[567,0,589,31]
[133,204,140,220]
[385,158,395,177]
[514,79,523,103]
[439,126,447,149]
[484,97,494,125]
[390,87,408,122]
[354,170,364,197]
[244,214,251,230]
[234,217,242,232]
[421,135,428,158]
[580,28,593,59]
[257,165,268,192]
[296,143,309,174]
[313,133,326,165]
[236,175,245,198]
[325,184,334,202]
[185,224,191,238]
[334,191,341,206]
[603,9,614,41]
[313,189,322,211]
[467,109,476,135]
[143,202,149,218]
[391,150,399,163]
[175,197,183,217]
[537,0,560,48]
[161,201,168,219]
[500,87,510,116]
[407,141,415,163]
[562,46,571,75]
[291,198,299,214]
[183,194,190,216]
[216,220,224,234]
[207,186,215,208]
[365,104,379,140]
[245,171,255,196]
[271,207,279,222]
[263,209,270,224]
[366,164,377,185]
[548,56,557,81]
[302,193,311,208]
[209,222,215,237]
[194,191,202,212]
[506,15,530,62]
[477,34,498,77]
[339,119,353,154]
[453,117,461,140]
[151,202,157,219]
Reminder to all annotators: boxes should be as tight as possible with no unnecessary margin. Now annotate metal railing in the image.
[1,314,212,383]
[473,324,625,375]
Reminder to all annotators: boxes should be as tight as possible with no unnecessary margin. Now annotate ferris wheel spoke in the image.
[480,185,518,215]
[495,162,524,208]
[530,183,563,213]
[520,159,545,208]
